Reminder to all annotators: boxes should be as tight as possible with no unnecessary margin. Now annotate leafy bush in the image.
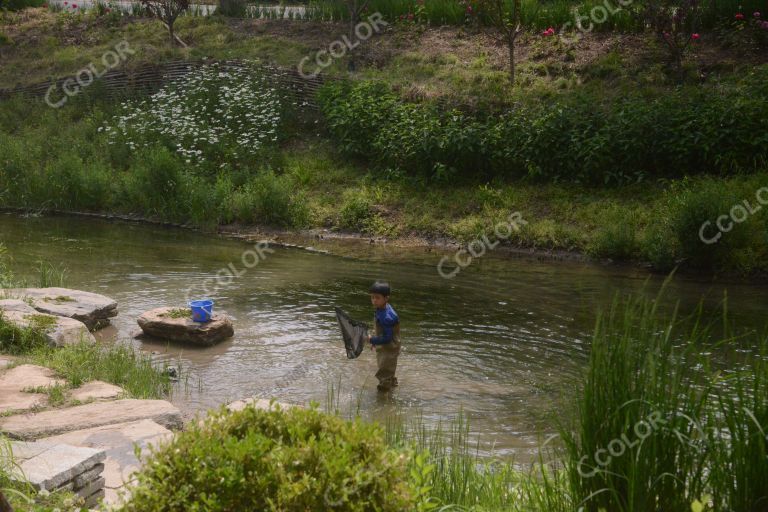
[231,170,310,227]
[642,175,768,272]
[319,68,768,184]
[587,205,639,259]
[338,193,375,232]
[122,404,418,511]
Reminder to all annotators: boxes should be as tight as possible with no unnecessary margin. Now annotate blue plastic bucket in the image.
[189,299,214,323]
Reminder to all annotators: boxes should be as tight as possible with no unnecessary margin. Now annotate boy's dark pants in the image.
[375,342,400,390]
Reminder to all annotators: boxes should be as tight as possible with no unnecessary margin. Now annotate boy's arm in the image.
[370,322,396,345]
[370,309,399,345]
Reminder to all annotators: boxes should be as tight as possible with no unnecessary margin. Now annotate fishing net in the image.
[335,307,369,359]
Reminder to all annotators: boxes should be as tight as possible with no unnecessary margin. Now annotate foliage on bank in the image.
[319,68,768,184]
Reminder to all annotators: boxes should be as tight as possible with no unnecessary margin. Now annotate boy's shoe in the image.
[392,377,399,387]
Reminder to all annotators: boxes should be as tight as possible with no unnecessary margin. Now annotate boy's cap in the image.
[369,281,391,296]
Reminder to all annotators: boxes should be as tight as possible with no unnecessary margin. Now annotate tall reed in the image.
[558,292,717,512]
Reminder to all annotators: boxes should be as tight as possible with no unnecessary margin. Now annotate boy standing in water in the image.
[366,281,401,392]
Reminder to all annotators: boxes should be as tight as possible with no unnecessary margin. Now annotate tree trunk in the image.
[507,37,515,85]
[169,21,175,46]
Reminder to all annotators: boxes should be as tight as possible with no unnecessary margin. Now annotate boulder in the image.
[0,299,37,313]
[137,307,234,346]
[4,288,118,330]
[0,307,95,347]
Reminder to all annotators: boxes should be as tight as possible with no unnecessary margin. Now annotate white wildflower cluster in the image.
[101,63,284,165]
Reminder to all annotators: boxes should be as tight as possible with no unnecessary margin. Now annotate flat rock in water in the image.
[0,399,183,440]
[4,288,118,331]
[0,299,37,313]
[0,309,95,347]
[137,307,234,346]
[0,364,65,414]
[70,381,124,402]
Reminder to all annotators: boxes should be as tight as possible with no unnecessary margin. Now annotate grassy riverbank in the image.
[3,93,768,275]
[2,9,768,276]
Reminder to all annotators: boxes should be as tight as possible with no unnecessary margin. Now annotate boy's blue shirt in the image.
[370,303,399,346]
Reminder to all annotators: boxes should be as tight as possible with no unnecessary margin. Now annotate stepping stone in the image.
[0,365,65,415]
[10,440,106,492]
[0,299,36,313]
[137,307,234,346]
[0,399,183,440]
[0,309,95,347]
[70,381,124,402]
[4,288,118,330]
[39,419,173,507]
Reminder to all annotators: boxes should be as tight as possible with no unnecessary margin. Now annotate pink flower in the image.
[691,32,700,39]
[542,27,555,36]
[754,11,761,17]
[466,4,472,12]
[407,12,413,19]
[71,3,77,7]
[762,20,768,29]
[735,12,745,19]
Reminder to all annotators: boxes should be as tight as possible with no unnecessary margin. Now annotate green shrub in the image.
[232,171,310,227]
[643,176,768,272]
[122,404,418,511]
[587,205,639,259]
[123,147,190,220]
[319,68,768,184]
[338,193,375,232]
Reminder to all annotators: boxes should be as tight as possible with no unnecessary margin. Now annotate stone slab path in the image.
[0,399,183,440]
[40,419,174,506]
[11,440,105,497]
[0,364,64,414]
[0,358,184,509]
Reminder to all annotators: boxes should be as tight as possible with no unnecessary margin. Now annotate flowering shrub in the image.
[715,9,768,48]
[103,63,285,168]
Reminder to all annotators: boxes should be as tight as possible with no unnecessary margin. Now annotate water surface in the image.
[2,213,766,460]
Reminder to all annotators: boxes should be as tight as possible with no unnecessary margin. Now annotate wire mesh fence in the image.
[0,59,331,109]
